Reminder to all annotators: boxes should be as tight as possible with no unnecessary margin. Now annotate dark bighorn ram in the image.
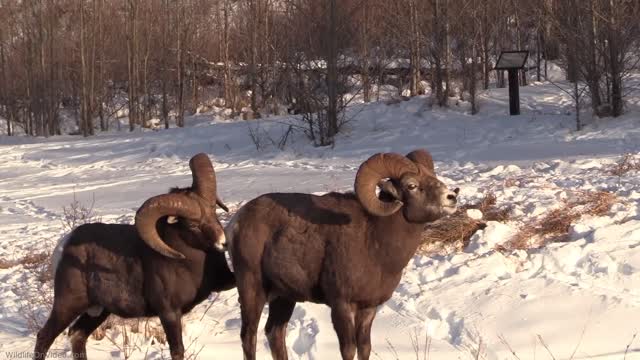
[223,149,458,360]
[34,153,234,360]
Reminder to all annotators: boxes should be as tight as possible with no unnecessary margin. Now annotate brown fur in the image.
[228,152,457,360]
[33,187,234,360]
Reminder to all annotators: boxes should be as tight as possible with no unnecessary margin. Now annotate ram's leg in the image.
[34,262,89,360]
[34,299,87,360]
[355,307,377,360]
[237,272,266,360]
[159,311,185,360]
[68,311,111,359]
[331,302,357,360]
[265,298,296,360]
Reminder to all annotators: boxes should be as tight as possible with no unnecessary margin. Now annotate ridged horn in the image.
[406,149,435,175]
[190,153,217,204]
[135,193,202,259]
[355,152,418,216]
[216,198,229,212]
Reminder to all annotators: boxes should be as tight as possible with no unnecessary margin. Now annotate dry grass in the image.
[0,257,14,269]
[97,308,211,359]
[11,245,56,333]
[8,194,102,334]
[502,190,617,251]
[61,192,101,232]
[20,251,53,283]
[419,214,487,255]
[418,192,509,255]
[461,192,512,222]
[608,153,640,177]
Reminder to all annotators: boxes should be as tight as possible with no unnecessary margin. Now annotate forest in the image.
[0,0,638,142]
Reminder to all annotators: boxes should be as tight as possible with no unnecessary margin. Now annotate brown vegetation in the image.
[419,191,510,255]
[503,190,617,251]
[608,153,640,178]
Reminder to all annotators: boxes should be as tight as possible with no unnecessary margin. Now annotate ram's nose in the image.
[442,188,459,214]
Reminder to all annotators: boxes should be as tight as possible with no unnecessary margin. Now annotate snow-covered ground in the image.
[1,79,640,359]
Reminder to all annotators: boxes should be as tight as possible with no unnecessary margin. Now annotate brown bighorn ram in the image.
[222,149,458,360]
[34,153,234,360]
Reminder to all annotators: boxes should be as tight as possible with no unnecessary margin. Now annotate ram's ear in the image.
[378,179,401,201]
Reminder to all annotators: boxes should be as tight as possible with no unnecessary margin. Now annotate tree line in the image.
[0,0,638,141]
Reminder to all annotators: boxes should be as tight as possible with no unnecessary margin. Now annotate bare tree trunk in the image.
[48,0,59,135]
[326,0,338,141]
[177,0,185,127]
[192,57,198,112]
[126,0,138,131]
[88,0,97,135]
[536,29,542,82]
[7,112,13,136]
[249,0,258,117]
[38,1,49,137]
[565,1,578,83]
[144,15,152,125]
[80,0,88,137]
[496,1,507,88]
[0,19,5,135]
[432,0,444,104]
[361,2,370,103]
[222,0,234,111]
[98,0,106,131]
[607,0,622,117]
[469,0,478,114]
[587,0,602,115]
[443,0,451,100]
[513,3,526,86]
[161,0,169,129]
[481,0,490,90]
[409,0,420,96]
[574,78,581,130]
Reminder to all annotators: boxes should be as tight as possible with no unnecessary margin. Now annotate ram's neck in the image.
[368,213,424,275]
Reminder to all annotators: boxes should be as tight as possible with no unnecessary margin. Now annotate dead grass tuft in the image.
[20,251,53,283]
[505,208,580,250]
[462,192,512,222]
[572,190,617,217]
[0,251,51,274]
[418,214,487,255]
[12,244,56,333]
[0,257,14,269]
[418,191,510,255]
[608,153,640,177]
[61,192,101,232]
[502,190,617,251]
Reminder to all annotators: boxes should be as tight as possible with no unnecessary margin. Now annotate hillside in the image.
[1,79,639,359]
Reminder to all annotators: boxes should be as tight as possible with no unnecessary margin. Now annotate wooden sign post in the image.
[495,51,529,115]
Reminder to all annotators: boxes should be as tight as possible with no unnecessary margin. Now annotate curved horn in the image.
[216,198,229,213]
[406,149,435,175]
[135,193,202,259]
[355,153,418,216]
[190,153,217,204]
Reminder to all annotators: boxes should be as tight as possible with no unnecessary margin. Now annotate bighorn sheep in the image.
[222,149,458,360]
[34,153,234,360]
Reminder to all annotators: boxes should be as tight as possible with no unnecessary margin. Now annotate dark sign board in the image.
[494,51,529,70]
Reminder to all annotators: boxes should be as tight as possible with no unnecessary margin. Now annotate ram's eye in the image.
[407,184,418,191]
[167,216,179,224]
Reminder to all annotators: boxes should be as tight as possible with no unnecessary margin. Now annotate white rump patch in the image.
[51,231,73,279]
[222,209,243,272]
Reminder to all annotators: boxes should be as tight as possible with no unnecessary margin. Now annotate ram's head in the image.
[135,153,228,258]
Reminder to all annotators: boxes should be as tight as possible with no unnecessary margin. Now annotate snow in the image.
[1,79,640,359]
